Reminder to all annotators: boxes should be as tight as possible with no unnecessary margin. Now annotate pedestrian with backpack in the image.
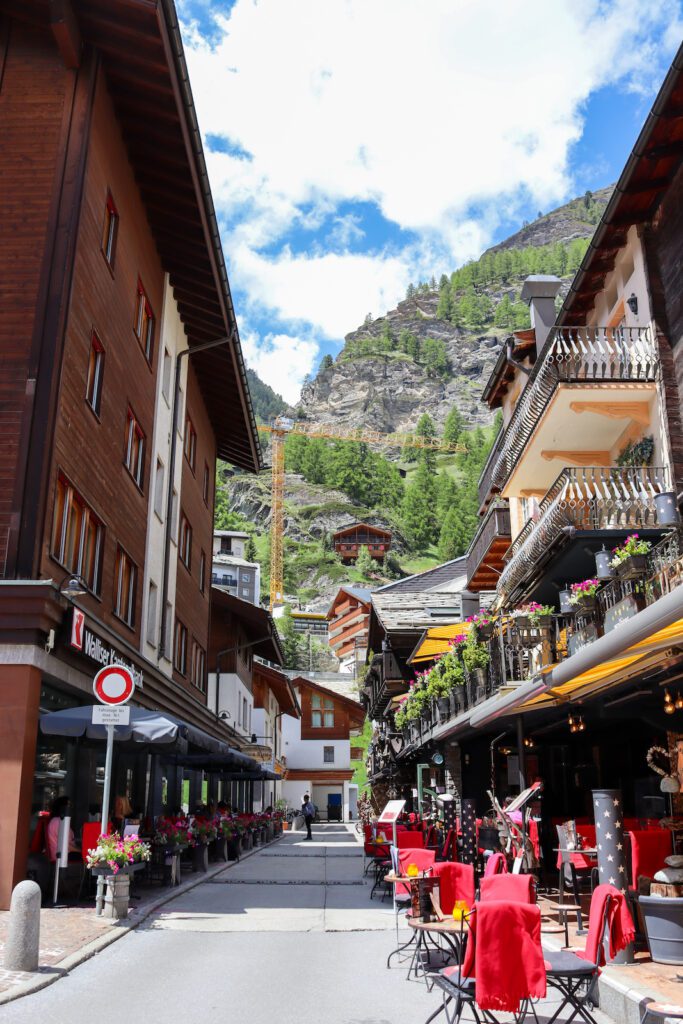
[302,793,315,841]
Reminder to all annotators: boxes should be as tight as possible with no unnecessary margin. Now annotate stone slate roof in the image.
[375,557,468,594]
[371,589,464,633]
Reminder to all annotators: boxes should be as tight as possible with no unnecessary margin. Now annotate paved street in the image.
[2,825,612,1024]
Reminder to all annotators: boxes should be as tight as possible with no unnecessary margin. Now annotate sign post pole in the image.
[95,724,115,916]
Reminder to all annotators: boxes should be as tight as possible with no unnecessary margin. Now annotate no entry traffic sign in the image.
[93,664,135,705]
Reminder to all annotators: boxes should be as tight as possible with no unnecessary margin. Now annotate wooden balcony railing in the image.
[466,500,511,585]
[498,464,670,601]
[478,423,505,508]
[487,325,658,493]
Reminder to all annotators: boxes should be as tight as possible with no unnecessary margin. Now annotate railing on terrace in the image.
[466,500,511,582]
[498,464,670,601]
[478,423,505,508]
[596,529,683,618]
[489,325,658,492]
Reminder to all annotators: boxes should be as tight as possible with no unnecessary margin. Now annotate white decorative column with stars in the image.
[591,788,634,964]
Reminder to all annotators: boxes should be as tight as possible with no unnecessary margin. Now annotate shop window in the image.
[101,191,118,268]
[184,414,197,472]
[124,408,145,489]
[134,280,155,361]
[323,746,334,764]
[114,546,136,627]
[85,332,105,416]
[51,474,104,595]
[179,514,192,569]
[174,618,187,675]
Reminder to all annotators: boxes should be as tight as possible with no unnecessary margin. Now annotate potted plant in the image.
[511,605,533,628]
[462,633,490,695]
[466,611,495,640]
[86,832,151,919]
[190,818,217,872]
[528,603,555,628]
[214,818,233,861]
[610,533,652,579]
[568,578,600,612]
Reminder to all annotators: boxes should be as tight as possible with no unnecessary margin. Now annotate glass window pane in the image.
[324,711,334,728]
[311,711,322,728]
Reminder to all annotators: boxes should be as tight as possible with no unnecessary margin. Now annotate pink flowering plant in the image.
[153,817,192,849]
[190,818,218,845]
[86,832,151,874]
[569,578,600,605]
[610,533,651,568]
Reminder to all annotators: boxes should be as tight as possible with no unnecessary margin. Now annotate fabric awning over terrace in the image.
[408,621,471,665]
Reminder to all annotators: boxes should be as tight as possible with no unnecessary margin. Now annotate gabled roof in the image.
[332,522,392,540]
[481,330,536,409]
[375,557,467,594]
[326,585,372,618]
[13,0,262,471]
[210,588,283,664]
[370,590,465,634]
[290,675,366,726]
[253,661,301,718]
[557,42,683,325]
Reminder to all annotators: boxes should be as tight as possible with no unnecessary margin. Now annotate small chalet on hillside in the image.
[332,522,392,562]
[327,586,371,674]
[280,676,365,821]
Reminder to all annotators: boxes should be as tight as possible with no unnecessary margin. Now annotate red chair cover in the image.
[460,901,546,1012]
[432,861,475,913]
[395,847,436,896]
[480,873,535,903]
[629,829,672,884]
[484,852,507,876]
[397,830,424,849]
[29,813,50,855]
[580,884,635,966]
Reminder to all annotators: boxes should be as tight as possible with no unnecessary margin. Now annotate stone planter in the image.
[192,841,210,873]
[213,835,229,862]
[639,895,683,965]
[410,722,420,744]
[421,707,432,731]
[104,873,130,920]
[615,554,649,580]
[228,836,241,861]
[467,667,487,697]
[403,726,411,745]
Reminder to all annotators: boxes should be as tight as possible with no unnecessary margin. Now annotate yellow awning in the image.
[516,617,683,712]
[409,621,471,664]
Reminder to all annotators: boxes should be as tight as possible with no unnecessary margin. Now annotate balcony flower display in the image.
[86,832,151,875]
[466,611,494,639]
[461,632,490,688]
[610,533,651,578]
[527,603,555,628]
[153,817,193,849]
[511,604,536,627]
[190,818,218,845]
[568,578,600,608]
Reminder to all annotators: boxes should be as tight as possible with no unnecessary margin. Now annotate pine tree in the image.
[421,337,450,378]
[401,462,437,550]
[415,412,437,473]
[436,284,452,321]
[443,406,464,444]
[319,353,334,371]
[301,438,327,484]
[278,605,304,669]
[355,545,375,576]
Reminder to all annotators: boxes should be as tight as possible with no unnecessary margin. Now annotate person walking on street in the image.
[302,793,315,841]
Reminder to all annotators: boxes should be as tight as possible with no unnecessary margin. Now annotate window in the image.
[51,474,104,595]
[154,459,165,520]
[179,514,192,568]
[134,280,155,361]
[242,697,248,731]
[191,640,206,691]
[323,698,334,728]
[241,573,251,583]
[311,692,334,728]
[184,415,196,471]
[164,602,173,659]
[220,537,232,554]
[146,581,158,646]
[85,332,105,416]
[101,191,118,268]
[173,618,187,674]
[199,550,206,593]
[323,746,335,764]
[124,408,145,488]
[162,348,172,403]
[171,489,178,544]
[114,546,136,627]
[203,462,210,505]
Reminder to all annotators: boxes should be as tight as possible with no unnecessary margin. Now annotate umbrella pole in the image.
[96,724,115,916]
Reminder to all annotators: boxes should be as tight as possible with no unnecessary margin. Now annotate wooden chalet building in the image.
[0,0,261,907]
[327,586,371,673]
[332,522,392,563]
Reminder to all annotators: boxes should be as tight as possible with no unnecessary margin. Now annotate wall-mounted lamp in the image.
[626,293,638,316]
[595,546,614,581]
[59,573,88,599]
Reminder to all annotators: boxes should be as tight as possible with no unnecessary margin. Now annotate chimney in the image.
[521,275,562,355]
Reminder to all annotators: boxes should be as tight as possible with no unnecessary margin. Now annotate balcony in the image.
[478,423,505,510]
[488,325,658,494]
[466,500,511,592]
[498,464,670,603]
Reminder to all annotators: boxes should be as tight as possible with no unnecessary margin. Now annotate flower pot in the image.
[214,836,228,862]
[467,667,487,691]
[513,615,530,628]
[410,722,420,743]
[421,708,432,731]
[615,554,649,580]
[476,622,494,640]
[530,615,553,629]
[574,595,596,612]
[228,837,241,861]
[282,821,289,831]
[437,696,451,721]
[192,842,209,873]
[103,873,130,920]
[639,895,683,965]
[655,491,681,527]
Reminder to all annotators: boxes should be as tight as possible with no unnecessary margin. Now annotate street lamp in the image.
[59,573,87,599]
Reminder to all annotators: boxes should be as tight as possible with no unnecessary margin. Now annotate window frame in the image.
[113,545,137,628]
[133,279,155,363]
[184,414,197,472]
[85,331,105,418]
[101,190,118,269]
[191,639,206,692]
[123,407,145,490]
[50,473,104,596]
[173,618,188,675]
[199,549,206,594]
[203,461,210,505]
[323,746,335,764]
[154,458,165,521]
[146,580,158,647]
[179,513,192,570]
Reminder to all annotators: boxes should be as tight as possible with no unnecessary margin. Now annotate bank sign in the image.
[69,608,144,690]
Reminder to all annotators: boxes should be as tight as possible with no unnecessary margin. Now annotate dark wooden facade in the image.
[332,522,392,562]
[293,677,365,742]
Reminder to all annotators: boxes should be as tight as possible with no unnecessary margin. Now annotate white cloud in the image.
[240,327,319,404]
[180,0,681,397]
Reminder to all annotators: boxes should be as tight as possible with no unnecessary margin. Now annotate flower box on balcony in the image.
[615,553,649,579]
[513,615,531,629]
[574,595,596,612]
[467,667,487,690]
[437,696,451,720]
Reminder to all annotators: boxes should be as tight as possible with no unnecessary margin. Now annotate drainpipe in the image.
[158,332,235,660]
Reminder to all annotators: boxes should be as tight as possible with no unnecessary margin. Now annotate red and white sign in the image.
[93,665,135,706]
[70,608,85,650]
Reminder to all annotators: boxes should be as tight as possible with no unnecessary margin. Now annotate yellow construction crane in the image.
[257,417,466,611]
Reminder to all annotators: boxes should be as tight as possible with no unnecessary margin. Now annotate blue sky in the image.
[178,1,683,403]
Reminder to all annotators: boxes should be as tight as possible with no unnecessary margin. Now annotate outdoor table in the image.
[406,915,465,983]
[385,872,443,977]
[555,847,598,934]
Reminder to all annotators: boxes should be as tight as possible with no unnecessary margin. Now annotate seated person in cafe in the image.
[47,796,80,862]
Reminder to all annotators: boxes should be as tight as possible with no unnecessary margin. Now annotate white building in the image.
[212,530,261,605]
[279,676,365,822]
